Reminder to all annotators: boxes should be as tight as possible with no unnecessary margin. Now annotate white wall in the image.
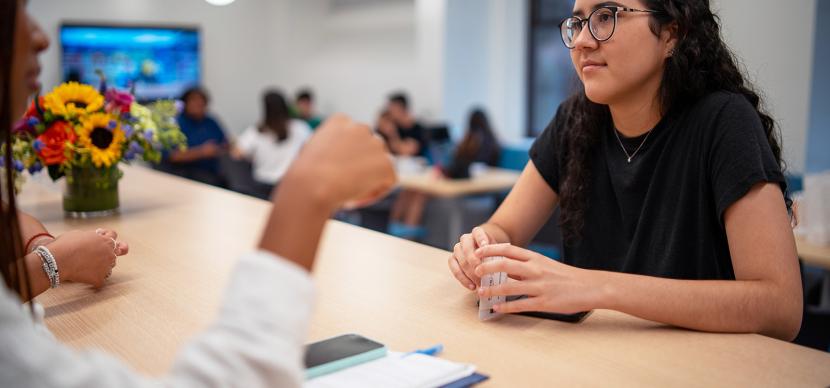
[442,0,527,142]
[29,0,447,132]
[28,0,818,171]
[272,0,427,125]
[713,0,816,174]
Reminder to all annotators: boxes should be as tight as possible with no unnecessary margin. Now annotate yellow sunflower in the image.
[78,113,126,168]
[43,82,104,118]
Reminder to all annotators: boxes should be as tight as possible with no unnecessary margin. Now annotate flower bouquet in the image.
[9,82,187,217]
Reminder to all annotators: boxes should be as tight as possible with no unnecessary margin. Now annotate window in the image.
[527,0,578,136]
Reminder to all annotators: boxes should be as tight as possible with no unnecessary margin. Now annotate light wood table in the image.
[797,236,830,271]
[397,167,520,248]
[397,167,521,198]
[797,236,830,309]
[18,166,830,387]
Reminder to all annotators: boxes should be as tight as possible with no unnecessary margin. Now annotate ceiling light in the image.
[205,0,236,6]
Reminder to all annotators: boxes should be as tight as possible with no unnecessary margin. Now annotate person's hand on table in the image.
[473,243,603,315]
[46,228,129,288]
[448,226,495,291]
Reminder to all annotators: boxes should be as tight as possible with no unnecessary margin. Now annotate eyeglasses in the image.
[560,6,658,49]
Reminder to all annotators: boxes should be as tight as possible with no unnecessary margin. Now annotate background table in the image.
[397,167,520,248]
[18,166,830,387]
[797,236,830,309]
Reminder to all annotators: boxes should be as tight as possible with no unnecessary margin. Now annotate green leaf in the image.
[47,164,64,181]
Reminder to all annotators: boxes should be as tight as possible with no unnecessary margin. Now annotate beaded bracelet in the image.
[34,245,60,289]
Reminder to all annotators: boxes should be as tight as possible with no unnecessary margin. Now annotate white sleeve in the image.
[235,127,260,156]
[0,251,314,388]
[294,120,312,144]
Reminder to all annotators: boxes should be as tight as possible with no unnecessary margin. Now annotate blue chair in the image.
[498,144,531,171]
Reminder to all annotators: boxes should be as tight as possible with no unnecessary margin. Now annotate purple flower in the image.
[125,141,144,160]
[123,124,134,138]
[27,117,39,127]
[13,160,24,173]
[12,118,35,135]
[28,161,43,174]
[144,130,155,141]
[32,139,45,153]
[108,120,118,130]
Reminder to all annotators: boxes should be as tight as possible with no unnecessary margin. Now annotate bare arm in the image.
[18,211,128,301]
[386,136,420,156]
[17,210,53,250]
[449,161,559,289]
[257,174,332,272]
[168,142,220,163]
[601,182,802,339]
[477,182,803,340]
[258,114,396,271]
[484,160,560,247]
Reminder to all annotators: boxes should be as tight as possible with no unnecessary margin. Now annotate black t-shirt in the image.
[398,123,426,157]
[530,92,786,280]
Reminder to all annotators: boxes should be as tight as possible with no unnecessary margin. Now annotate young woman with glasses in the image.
[448,0,802,340]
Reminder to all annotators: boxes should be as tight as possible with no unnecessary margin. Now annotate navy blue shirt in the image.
[173,114,228,175]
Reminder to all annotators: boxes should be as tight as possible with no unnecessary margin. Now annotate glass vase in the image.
[63,166,121,218]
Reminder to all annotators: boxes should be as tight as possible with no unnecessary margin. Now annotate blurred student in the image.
[443,108,501,179]
[164,86,229,187]
[233,90,312,193]
[381,93,426,157]
[375,94,428,239]
[385,109,503,240]
[293,88,323,130]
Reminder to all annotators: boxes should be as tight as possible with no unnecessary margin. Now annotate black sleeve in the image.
[708,94,786,223]
[529,105,568,194]
[402,123,426,156]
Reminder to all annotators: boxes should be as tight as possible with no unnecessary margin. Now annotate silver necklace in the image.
[613,128,652,163]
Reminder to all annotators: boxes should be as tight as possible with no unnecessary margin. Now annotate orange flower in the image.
[36,121,77,166]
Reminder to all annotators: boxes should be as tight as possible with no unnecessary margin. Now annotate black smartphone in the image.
[476,295,591,323]
[516,310,592,323]
[304,334,387,379]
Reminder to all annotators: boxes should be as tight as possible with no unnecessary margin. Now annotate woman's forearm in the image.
[17,211,53,252]
[23,252,51,301]
[479,222,512,245]
[257,173,334,272]
[595,270,802,341]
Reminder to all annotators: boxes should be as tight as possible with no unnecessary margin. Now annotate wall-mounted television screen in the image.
[60,23,200,101]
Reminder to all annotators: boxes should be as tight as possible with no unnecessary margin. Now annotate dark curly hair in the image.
[557,0,785,244]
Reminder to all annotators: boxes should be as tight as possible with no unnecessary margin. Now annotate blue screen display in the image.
[60,25,200,101]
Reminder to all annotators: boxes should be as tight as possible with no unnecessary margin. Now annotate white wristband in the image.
[34,245,60,289]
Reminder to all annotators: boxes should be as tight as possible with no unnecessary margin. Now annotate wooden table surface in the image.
[796,236,830,270]
[397,167,520,198]
[18,166,830,387]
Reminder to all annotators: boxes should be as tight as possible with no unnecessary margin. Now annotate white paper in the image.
[305,352,475,388]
